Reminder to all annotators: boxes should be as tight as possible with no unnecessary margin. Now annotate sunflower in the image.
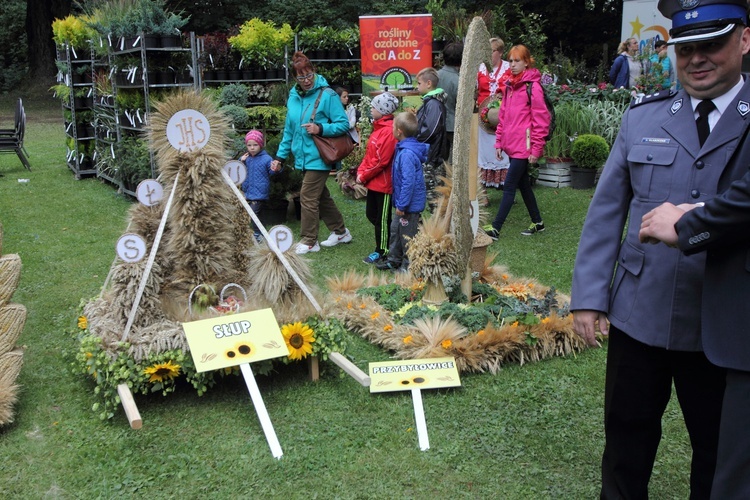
[143,361,181,383]
[77,315,88,329]
[281,322,315,361]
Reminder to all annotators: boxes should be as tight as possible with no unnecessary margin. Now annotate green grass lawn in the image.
[0,93,693,498]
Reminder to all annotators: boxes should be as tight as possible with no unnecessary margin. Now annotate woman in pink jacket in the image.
[484,44,550,240]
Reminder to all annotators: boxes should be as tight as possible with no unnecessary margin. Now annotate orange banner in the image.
[359,14,432,90]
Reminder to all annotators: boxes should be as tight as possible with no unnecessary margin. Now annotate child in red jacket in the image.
[357,92,399,264]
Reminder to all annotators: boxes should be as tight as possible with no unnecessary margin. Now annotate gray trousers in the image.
[387,211,420,268]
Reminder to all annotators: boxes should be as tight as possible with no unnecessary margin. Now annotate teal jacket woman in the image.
[271,51,353,255]
[276,74,350,172]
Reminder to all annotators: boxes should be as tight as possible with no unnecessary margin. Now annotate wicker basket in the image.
[470,232,493,273]
[0,254,22,307]
[0,304,26,356]
[0,347,24,388]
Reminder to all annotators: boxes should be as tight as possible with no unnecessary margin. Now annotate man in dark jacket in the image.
[573,0,750,496]
[639,4,750,493]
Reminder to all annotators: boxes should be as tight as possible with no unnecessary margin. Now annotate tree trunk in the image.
[27,0,71,81]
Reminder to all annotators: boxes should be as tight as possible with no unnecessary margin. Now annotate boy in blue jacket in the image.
[376,112,429,272]
[240,130,280,241]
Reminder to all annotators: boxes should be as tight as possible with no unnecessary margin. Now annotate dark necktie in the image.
[696,99,715,147]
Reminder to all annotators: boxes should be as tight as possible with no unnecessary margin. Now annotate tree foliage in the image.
[17,0,621,91]
[0,0,28,91]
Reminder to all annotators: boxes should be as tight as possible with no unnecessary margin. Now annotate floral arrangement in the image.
[478,99,500,125]
[73,310,348,419]
[477,94,501,134]
[325,263,591,374]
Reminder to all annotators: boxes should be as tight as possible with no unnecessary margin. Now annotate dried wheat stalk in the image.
[0,254,22,306]
[0,348,24,388]
[0,304,26,356]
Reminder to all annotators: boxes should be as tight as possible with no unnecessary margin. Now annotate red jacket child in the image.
[357,114,397,194]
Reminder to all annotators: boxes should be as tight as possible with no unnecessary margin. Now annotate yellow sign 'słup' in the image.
[369,356,461,393]
[183,309,287,373]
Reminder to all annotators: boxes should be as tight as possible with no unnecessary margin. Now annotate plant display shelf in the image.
[56,44,97,180]
[109,32,198,193]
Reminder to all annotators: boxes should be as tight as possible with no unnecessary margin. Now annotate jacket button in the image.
[647,154,653,161]
[691,189,700,198]
[695,161,704,169]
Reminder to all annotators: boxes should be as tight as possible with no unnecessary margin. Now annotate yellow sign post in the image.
[183,309,288,459]
[369,357,461,450]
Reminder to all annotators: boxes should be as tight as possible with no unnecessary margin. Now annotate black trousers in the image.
[365,190,391,255]
[601,326,725,500]
[711,368,750,499]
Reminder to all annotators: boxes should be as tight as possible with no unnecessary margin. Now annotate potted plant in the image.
[52,15,96,54]
[199,32,231,81]
[115,136,152,192]
[229,19,293,77]
[570,134,609,189]
[50,83,72,106]
[538,101,590,187]
[341,25,360,59]
[246,106,286,133]
[299,26,334,59]
[131,0,189,47]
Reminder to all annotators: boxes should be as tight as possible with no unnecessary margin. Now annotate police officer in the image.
[637,1,750,496]
[571,0,750,496]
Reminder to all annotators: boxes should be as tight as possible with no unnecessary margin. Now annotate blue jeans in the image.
[491,157,542,231]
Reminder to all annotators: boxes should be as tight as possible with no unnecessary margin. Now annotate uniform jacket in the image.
[572,78,750,351]
[276,75,350,172]
[357,115,397,194]
[494,68,550,159]
[416,88,446,166]
[241,150,276,201]
[392,137,428,213]
[609,53,630,88]
[674,77,750,368]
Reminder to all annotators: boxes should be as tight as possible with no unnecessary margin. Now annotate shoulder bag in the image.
[310,88,356,165]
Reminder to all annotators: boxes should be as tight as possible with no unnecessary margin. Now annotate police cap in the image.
[658,0,748,44]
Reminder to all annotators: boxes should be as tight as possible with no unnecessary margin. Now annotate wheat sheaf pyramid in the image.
[0,220,26,426]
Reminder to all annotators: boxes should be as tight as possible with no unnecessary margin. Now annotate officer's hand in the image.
[572,309,608,347]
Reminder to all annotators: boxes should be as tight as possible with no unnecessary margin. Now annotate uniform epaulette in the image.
[630,89,678,108]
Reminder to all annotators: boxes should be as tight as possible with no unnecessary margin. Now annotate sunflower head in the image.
[77,315,88,330]
[281,322,316,361]
[143,361,181,383]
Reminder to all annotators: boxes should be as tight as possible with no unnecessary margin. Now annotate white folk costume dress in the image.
[477,60,510,187]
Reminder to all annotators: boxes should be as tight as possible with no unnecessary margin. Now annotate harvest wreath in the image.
[323,263,587,375]
[69,91,592,421]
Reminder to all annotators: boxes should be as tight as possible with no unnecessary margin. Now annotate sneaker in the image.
[521,222,545,236]
[483,224,499,241]
[295,241,320,254]
[363,252,383,264]
[375,259,400,271]
[320,228,353,247]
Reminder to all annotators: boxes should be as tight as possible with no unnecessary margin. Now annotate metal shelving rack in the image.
[56,44,98,179]
[109,32,198,195]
